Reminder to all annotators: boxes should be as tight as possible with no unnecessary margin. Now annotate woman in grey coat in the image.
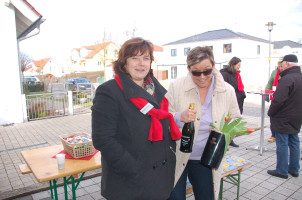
[92,37,181,200]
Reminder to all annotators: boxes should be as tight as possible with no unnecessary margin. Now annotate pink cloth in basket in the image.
[52,149,99,160]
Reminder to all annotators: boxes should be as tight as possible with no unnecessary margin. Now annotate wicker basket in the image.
[59,133,95,158]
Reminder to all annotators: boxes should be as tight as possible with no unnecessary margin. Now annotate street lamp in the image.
[265,22,276,80]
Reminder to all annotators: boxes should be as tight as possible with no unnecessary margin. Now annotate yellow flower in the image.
[240,160,246,164]
[233,159,239,161]
[222,161,227,163]
[222,167,229,171]
[223,164,230,167]
[234,163,240,166]
[231,156,236,158]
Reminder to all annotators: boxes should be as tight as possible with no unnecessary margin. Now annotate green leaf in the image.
[219,113,225,131]
[210,123,219,130]
[222,118,242,133]
[224,134,231,155]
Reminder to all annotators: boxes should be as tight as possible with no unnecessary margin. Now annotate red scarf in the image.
[270,69,280,100]
[273,70,280,87]
[236,71,244,91]
[115,74,182,141]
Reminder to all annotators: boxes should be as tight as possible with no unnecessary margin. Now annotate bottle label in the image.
[180,135,193,152]
[140,103,154,115]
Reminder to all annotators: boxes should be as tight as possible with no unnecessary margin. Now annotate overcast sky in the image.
[19,0,302,63]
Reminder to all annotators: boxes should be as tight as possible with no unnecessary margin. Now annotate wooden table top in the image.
[21,145,101,182]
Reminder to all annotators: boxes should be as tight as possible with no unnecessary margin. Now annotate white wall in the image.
[161,38,271,89]
[0,4,25,125]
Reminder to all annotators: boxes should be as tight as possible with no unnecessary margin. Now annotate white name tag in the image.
[140,103,154,115]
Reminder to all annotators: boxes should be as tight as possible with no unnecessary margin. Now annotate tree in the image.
[19,51,33,74]
[97,28,113,81]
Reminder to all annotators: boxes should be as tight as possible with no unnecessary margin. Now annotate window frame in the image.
[171,66,177,79]
[223,44,232,53]
[171,49,177,57]
[184,47,190,56]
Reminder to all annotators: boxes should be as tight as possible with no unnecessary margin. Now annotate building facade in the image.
[160,29,272,89]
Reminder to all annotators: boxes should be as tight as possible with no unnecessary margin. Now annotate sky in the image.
[19,0,302,64]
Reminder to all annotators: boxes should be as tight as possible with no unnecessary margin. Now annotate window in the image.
[184,47,190,56]
[171,49,177,56]
[223,44,232,53]
[257,45,260,54]
[171,66,177,79]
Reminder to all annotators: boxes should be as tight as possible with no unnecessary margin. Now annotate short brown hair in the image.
[187,46,215,68]
[113,37,154,76]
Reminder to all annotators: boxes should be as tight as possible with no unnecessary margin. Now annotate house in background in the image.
[24,57,63,78]
[273,40,302,61]
[101,44,165,83]
[0,0,44,125]
[160,29,271,89]
[69,41,119,75]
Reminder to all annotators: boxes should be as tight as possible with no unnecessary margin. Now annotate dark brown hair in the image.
[113,37,154,76]
[228,57,241,74]
[187,46,215,68]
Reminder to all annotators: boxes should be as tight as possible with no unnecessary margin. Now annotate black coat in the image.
[268,66,302,134]
[220,68,246,114]
[92,72,176,200]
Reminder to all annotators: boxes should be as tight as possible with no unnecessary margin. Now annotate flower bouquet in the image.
[200,113,254,169]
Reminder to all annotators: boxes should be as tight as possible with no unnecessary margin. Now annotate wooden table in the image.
[21,145,101,200]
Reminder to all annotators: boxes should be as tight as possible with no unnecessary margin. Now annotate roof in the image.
[9,0,44,39]
[73,42,116,58]
[273,40,302,49]
[153,44,163,52]
[164,29,268,45]
[32,58,51,72]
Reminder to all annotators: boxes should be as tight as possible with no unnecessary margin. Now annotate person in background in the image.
[92,37,181,200]
[220,57,246,147]
[265,60,282,143]
[167,46,241,200]
[267,54,302,179]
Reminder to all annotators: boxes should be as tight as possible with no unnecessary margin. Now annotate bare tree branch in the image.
[19,52,33,72]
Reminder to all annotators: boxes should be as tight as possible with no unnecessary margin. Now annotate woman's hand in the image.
[180,109,197,123]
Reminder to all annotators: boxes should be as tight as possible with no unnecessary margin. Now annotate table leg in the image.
[259,94,265,155]
[63,177,68,200]
[219,178,224,200]
[246,94,275,155]
[237,170,241,200]
[49,179,58,200]
[64,172,86,200]
[71,177,76,200]
[222,173,240,199]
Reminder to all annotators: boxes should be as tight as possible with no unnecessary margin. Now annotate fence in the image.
[25,89,94,121]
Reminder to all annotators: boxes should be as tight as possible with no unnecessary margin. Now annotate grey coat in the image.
[92,72,176,200]
[166,68,241,199]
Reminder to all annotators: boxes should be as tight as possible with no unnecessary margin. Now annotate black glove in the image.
[265,95,270,102]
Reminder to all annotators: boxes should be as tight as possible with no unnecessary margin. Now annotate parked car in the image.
[24,76,41,84]
[66,78,91,91]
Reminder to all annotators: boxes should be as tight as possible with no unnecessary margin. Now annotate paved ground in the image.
[0,94,301,200]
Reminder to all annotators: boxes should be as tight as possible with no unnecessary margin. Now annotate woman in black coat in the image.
[91,37,181,200]
[220,57,246,147]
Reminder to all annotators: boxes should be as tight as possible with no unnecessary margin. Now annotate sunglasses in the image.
[190,68,213,76]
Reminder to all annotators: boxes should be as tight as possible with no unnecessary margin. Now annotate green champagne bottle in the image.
[180,103,195,153]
